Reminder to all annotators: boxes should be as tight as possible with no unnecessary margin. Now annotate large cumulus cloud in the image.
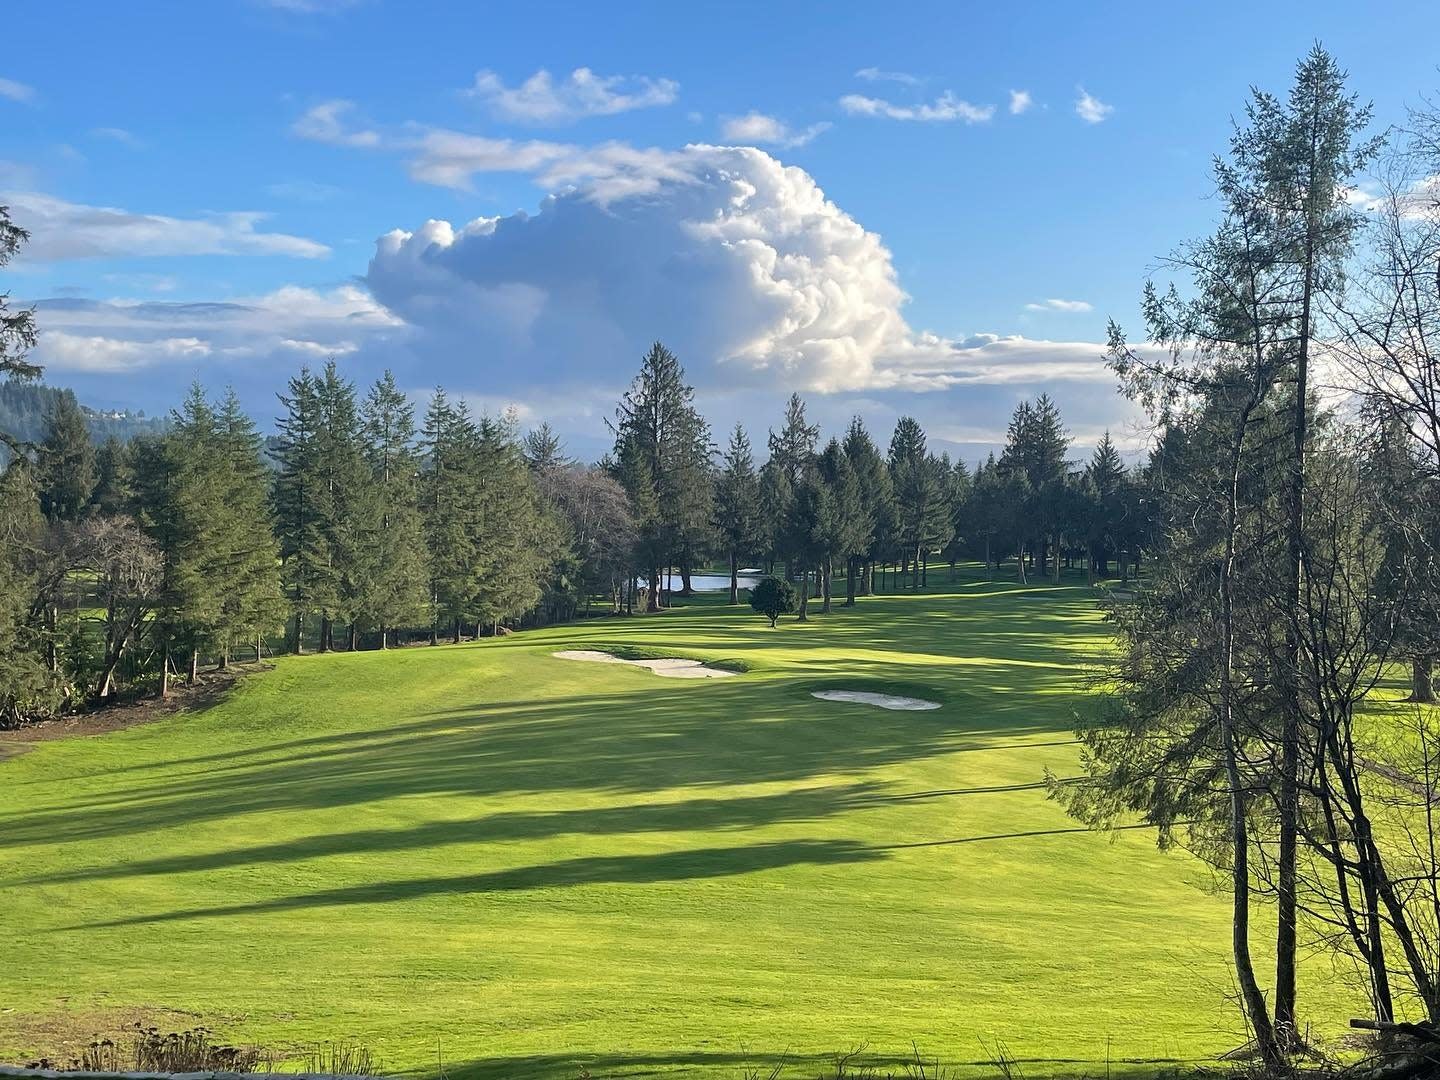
[367,145,1089,394]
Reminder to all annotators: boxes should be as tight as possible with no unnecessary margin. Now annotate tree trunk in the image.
[379,625,389,650]
[797,570,809,621]
[821,559,833,613]
[679,560,694,597]
[319,615,332,653]
[451,616,461,644]
[911,545,921,590]
[218,636,230,671]
[1052,534,1062,583]
[188,648,199,682]
[845,556,858,606]
[256,633,263,664]
[729,550,740,605]
[348,623,358,651]
[159,636,171,699]
[1015,543,1027,584]
[1411,656,1436,704]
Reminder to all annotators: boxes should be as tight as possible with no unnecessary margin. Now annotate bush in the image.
[749,576,797,627]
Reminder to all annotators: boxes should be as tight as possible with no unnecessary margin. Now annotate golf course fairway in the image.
[0,575,1354,1078]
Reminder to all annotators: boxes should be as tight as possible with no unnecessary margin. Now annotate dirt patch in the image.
[0,1005,217,1067]
[552,650,738,679]
[811,690,941,711]
[0,665,264,764]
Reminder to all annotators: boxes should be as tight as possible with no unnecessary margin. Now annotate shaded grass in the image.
[0,566,1356,1078]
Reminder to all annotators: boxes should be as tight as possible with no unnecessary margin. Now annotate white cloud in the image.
[1025,298,1092,313]
[30,284,399,376]
[365,145,1109,394]
[35,333,211,373]
[855,67,920,86]
[0,77,36,104]
[720,112,830,149]
[291,100,380,148]
[839,92,994,124]
[1075,87,1113,124]
[1008,89,1033,115]
[2,190,330,261]
[465,67,678,124]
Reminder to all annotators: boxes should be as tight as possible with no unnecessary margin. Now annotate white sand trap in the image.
[811,690,941,711]
[552,649,738,679]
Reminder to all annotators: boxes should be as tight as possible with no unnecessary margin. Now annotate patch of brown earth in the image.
[0,664,266,764]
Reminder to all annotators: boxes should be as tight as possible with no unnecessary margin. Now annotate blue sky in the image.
[4,0,1439,462]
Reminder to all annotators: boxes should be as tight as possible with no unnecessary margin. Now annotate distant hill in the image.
[0,380,169,450]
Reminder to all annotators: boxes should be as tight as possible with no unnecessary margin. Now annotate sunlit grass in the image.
[0,566,1359,1078]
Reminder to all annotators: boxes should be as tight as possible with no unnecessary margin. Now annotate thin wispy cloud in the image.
[0,77,36,104]
[839,91,994,124]
[2,190,330,260]
[720,112,830,149]
[1075,87,1113,124]
[855,67,920,86]
[1008,89,1033,115]
[465,67,678,124]
[1025,298,1093,313]
[291,100,381,148]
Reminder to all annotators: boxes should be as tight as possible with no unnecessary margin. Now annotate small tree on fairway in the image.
[749,575,796,628]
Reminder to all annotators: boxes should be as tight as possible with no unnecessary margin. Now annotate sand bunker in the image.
[552,650,738,679]
[810,690,941,711]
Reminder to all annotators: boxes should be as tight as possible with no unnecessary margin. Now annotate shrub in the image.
[749,576,797,627]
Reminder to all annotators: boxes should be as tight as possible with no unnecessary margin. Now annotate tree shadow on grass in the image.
[0,650,1082,851]
[21,782,886,886]
[436,1047,1196,1080]
[62,837,887,928]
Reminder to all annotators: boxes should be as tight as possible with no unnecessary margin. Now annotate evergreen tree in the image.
[1085,432,1127,577]
[90,436,133,516]
[38,391,96,521]
[272,368,333,653]
[713,423,762,604]
[315,361,379,651]
[842,417,893,599]
[420,388,480,642]
[213,390,285,665]
[0,207,39,390]
[814,438,865,613]
[609,342,707,610]
[359,371,429,647]
[888,417,950,589]
[767,392,819,486]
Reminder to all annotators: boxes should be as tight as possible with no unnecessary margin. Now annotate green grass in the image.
[0,569,1356,1079]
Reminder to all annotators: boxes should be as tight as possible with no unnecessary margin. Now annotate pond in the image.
[645,570,762,593]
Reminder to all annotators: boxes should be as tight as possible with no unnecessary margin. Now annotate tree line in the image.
[0,304,1149,723]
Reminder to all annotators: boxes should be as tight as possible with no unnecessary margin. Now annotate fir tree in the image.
[38,391,96,521]
[713,424,762,604]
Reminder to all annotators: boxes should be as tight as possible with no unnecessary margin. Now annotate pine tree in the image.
[213,390,285,665]
[359,371,429,647]
[315,361,379,651]
[768,392,819,486]
[609,342,706,610]
[815,437,865,612]
[843,417,892,599]
[90,436,133,516]
[38,391,96,521]
[888,417,950,589]
[0,207,39,391]
[713,424,762,604]
[272,368,332,653]
[420,388,480,642]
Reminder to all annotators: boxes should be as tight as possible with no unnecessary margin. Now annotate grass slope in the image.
[0,573,1351,1078]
